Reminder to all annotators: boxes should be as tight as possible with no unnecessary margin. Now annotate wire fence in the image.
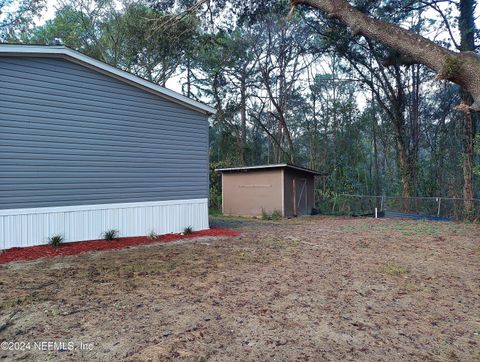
[314,192,480,221]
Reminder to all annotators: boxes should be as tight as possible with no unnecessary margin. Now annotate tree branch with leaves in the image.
[290,0,480,111]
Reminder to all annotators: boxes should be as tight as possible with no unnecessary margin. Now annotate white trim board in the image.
[0,198,209,249]
[0,45,216,115]
[0,198,208,216]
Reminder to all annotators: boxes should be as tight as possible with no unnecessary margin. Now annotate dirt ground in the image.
[0,216,479,361]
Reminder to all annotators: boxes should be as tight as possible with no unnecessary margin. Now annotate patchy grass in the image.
[336,219,479,241]
[381,261,410,277]
[0,216,478,361]
[357,239,370,248]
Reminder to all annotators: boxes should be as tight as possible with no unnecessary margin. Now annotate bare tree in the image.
[253,13,313,163]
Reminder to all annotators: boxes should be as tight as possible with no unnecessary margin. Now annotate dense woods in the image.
[1,0,479,214]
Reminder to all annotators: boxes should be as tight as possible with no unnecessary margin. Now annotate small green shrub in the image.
[261,208,269,220]
[262,209,283,220]
[103,229,119,240]
[148,230,159,240]
[183,226,193,235]
[271,210,282,220]
[48,234,64,247]
[209,207,223,216]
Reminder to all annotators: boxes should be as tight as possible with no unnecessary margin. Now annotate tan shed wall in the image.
[222,170,283,216]
[283,169,315,216]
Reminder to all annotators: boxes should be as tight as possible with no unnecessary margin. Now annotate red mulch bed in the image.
[0,228,240,265]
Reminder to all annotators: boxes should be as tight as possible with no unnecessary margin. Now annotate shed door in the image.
[294,178,308,215]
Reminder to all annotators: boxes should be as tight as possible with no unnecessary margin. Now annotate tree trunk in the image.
[274,122,282,163]
[458,0,477,215]
[409,64,420,196]
[371,105,381,198]
[462,108,475,213]
[393,114,412,211]
[240,73,247,165]
[186,57,192,98]
[391,66,413,209]
[292,0,480,111]
[284,122,295,163]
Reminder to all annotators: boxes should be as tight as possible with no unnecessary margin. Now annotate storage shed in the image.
[216,164,322,217]
[0,44,215,248]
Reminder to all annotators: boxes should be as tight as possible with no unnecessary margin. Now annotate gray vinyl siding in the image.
[0,56,209,209]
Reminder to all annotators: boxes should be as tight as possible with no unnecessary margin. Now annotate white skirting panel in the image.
[0,198,209,249]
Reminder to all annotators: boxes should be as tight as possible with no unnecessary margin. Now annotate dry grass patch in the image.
[0,217,478,361]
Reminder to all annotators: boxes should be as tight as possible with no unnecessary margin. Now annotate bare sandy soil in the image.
[0,216,479,361]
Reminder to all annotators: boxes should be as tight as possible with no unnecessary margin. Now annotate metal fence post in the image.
[437,197,441,217]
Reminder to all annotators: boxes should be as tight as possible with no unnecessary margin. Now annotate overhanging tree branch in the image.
[290,0,480,111]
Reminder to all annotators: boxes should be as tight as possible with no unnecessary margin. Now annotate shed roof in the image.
[0,44,215,115]
[215,163,325,176]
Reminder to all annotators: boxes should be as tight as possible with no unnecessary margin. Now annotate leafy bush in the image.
[183,226,193,235]
[48,234,64,247]
[103,229,119,240]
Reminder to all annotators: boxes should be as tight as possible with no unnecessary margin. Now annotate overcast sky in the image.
[41,0,58,22]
